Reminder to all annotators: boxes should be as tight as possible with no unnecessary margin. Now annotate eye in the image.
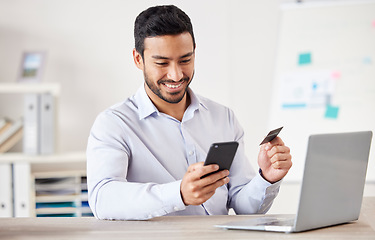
[180,59,191,64]
[155,62,168,66]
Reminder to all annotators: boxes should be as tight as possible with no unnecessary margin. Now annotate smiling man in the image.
[87,5,292,220]
[135,32,195,121]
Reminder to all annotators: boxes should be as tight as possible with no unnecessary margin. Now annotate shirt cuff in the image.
[160,180,186,214]
[250,171,281,191]
[255,170,282,213]
[259,168,283,187]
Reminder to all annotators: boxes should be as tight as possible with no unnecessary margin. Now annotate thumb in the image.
[259,143,270,156]
[258,143,271,167]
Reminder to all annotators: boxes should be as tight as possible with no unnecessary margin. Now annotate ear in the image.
[133,48,144,70]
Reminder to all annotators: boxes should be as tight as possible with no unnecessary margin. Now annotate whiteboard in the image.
[269,1,375,181]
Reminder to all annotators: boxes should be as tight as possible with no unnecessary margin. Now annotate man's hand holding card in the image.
[258,127,292,183]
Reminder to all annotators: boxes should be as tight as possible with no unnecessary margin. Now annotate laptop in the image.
[216,131,373,233]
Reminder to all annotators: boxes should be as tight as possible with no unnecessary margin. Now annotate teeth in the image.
[165,82,183,89]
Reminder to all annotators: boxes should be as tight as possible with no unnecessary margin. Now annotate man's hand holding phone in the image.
[180,141,238,206]
[180,162,230,206]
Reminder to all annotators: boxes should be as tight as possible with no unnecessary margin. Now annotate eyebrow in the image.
[151,51,194,60]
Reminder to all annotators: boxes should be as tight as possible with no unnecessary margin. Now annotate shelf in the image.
[0,83,90,218]
[0,83,60,95]
[0,151,86,164]
[0,151,87,174]
[32,173,92,217]
[36,194,82,203]
[36,207,77,215]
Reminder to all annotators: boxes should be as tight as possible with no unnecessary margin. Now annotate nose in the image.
[166,63,183,81]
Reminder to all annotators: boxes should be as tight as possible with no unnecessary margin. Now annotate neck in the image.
[145,85,190,122]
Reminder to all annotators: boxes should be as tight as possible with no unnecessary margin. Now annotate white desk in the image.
[0,197,374,240]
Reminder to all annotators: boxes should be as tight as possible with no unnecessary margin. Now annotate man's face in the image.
[134,32,195,104]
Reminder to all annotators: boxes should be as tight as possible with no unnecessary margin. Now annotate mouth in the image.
[164,81,183,89]
[161,81,185,92]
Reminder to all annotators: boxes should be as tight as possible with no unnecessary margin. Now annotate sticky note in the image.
[282,103,307,109]
[324,105,339,119]
[372,20,375,28]
[312,82,318,90]
[298,52,312,65]
[363,56,372,64]
[331,71,341,79]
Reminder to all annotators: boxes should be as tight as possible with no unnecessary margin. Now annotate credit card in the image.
[259,127,283,145]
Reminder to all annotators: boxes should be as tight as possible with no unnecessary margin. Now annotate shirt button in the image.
[174,206,180,211]
[189,151,194,156]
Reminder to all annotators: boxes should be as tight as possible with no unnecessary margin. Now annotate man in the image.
[87,5,292,220]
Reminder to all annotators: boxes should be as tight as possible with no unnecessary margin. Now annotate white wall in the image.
[0,0,280,163]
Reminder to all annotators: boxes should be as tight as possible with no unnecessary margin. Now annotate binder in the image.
[23,93,55,155]
[13,162,31,217]
[0,163,13,217]
[23,94,40,155]
[40,93,55,154]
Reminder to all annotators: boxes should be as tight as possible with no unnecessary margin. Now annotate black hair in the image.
[134,5,196,58]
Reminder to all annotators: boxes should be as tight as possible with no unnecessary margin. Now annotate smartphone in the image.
[201,141,239,178]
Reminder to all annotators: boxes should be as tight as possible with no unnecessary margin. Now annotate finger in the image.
[271,158,293,169]
[201,179,229,200]
[260,142,273,152]
[269,152,291,163]
[264,139,285,151]
[189,163,220,180]
[259,143,266,151]
[199,169,229,185]
[187,162,205,173]
[202,176,230,194]
[269,154,292,167]
[270,136,284,146]
[267,145,290,158]
[185,176,230,205]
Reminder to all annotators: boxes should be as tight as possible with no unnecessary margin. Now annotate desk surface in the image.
[1,197,374,240]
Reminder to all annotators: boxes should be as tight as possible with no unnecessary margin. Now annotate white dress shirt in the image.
[87,84,281,220]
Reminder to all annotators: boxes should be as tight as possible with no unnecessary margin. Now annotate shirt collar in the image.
[185,87,208,112]
[135,84,159,120]
[135,84,207,120]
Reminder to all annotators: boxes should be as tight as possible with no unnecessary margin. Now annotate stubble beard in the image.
[144,70,194,104]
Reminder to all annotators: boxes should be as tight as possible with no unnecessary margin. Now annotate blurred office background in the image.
[0,0,374,215]
[0,0,279,156]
